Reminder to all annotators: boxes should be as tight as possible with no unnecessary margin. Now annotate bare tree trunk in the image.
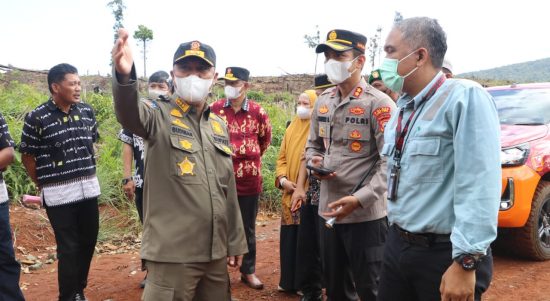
[143,40,147,78]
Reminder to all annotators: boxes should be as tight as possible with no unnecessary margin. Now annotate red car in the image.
[487,83,550,260]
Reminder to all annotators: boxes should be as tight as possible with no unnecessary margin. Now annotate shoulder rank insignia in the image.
[179,139,192,150]
[170,108,183,117]
[349,106,365,115]
[211,120,224,135]
[175,98,190,113]
[350,141,362,152]
[319,104,329,114]
[177,157,195,175]
[172,119,190,129]
[352,87,363,98]
[349,130,362,139]
[222,145,233,155]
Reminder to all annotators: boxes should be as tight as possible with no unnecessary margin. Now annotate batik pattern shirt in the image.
[211,98,272,195]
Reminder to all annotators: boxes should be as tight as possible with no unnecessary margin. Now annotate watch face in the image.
[462,255,477,270]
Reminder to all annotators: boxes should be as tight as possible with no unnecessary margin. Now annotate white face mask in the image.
[148,88,168,99]
[224,85,242,100]
[174,75,213,104]
[296,106,311,119]
[324,57,359,84]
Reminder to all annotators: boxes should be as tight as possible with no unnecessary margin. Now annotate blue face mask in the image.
[379,50,419,94]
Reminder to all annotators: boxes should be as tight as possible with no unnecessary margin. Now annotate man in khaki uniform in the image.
[111,28,247,301]
[305,29,396,300]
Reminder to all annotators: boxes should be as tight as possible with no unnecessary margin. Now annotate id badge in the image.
[387,165,400,202]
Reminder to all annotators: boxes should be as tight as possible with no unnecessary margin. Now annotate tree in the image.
[394,11,404,24]
[107,0,125,42]
[368,26,383,70]
[133,25,154,78]
[304,25,321,74]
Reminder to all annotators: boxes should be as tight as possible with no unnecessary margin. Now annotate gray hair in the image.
[394,17,447,68]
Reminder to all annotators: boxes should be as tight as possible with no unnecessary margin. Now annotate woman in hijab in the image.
[275,89,317,294]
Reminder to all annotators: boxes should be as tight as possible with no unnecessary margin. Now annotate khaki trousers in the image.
[142,258,229,301]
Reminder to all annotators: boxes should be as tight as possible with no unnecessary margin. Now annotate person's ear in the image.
[417,48,429,66]
[51,83,60,94]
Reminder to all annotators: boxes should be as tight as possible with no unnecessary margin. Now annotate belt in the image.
[393,224,450,247]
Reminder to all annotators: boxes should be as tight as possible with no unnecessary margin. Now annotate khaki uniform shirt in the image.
[305,78,396,224]
[113,67,247,263]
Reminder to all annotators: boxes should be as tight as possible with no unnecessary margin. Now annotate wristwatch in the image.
[454,254,481,271]
[279,177,288,187]
[121,177,133,185]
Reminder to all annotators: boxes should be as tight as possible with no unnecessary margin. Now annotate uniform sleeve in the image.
[19,112,42,156]
[305,98,325,162]
[0,113,15,150]
[112,64,159,139]
[450,85,501,257]
[226,164,249,256]
[258,106,272,156]
[352,95,396,207]
[118,129,134,145]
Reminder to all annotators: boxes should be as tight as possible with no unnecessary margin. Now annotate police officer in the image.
[368,69,399,101]
[377,17,500,301]
[112,28,247,301]
[305,29,396,301]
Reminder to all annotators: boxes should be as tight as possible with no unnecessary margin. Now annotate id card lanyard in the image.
[387,75,446,201]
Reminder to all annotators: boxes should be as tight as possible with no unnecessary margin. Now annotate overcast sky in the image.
[1,0,548,78]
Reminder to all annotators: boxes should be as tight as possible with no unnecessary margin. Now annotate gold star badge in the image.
[179,139,192,150]
[177,157,195,175]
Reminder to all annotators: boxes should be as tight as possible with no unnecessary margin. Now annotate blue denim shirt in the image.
[382,72,501,257]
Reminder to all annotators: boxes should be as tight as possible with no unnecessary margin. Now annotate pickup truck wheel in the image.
[512,181,550,260]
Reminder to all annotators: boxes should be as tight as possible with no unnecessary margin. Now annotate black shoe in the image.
[74,292,88,301]
[300,293,323,301]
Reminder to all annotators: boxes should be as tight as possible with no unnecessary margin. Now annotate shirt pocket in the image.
[169,135,202,184]
[343,125,370,157]
[404,137,443,183]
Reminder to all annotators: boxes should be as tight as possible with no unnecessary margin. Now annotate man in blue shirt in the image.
[377,17,501,301]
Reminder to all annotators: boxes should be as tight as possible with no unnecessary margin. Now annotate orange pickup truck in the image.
[487,83,550,260]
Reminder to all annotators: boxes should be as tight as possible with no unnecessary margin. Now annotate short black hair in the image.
[47,63,78,94]
[149,70,170,84]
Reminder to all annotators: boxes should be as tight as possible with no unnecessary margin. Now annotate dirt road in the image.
[10,205,550,301]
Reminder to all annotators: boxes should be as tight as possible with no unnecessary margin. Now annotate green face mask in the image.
[379,50,419,94]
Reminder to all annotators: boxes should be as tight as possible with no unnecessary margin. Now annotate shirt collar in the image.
[407,71,445,110]
[46,98,76,112]
[223,97,249,111]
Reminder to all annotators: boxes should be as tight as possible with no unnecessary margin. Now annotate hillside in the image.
[459,57,550,83]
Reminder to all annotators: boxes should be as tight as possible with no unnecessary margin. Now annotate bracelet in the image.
[279,177,287,187]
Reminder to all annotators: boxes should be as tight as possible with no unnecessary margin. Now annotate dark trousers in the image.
[135,187,143,224]
[377,225,493,301]
[45,198,99,301]
[320,217,387,301]
[238,194,259,275]
[0,202,25,301]
[296,203,323,297]
[279,224,299,291]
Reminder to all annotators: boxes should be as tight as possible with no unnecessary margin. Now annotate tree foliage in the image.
[368,27,383,70]
[133,25,154,78]
[394,11,403,24]
[459,57,550,84]
[304,25,321,74]
[107,0,126,42]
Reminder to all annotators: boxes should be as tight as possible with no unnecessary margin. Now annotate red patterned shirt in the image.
[211,98,272,195]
